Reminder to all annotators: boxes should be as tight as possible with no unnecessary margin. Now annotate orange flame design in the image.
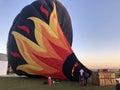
[12,3,72,79]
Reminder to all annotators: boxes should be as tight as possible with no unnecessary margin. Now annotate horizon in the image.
[0,53,119,69]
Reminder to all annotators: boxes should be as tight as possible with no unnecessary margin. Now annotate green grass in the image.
[0,77,116,90]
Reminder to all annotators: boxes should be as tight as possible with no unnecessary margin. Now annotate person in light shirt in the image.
[79,69,85,85]
[79,69,89,86]
[79,69,84,77]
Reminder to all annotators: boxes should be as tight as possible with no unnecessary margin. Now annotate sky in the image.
[0,0,120,69]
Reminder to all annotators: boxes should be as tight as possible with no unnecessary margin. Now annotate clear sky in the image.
[0,0,120,69]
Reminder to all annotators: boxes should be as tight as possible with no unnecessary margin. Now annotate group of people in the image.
[79,69,89,86]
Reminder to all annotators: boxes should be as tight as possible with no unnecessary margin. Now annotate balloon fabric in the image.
[7,0,92,81]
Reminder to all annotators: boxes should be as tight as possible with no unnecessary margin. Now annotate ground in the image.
[0,76,116,90]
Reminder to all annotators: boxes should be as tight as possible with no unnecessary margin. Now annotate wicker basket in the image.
[92,71,116,86]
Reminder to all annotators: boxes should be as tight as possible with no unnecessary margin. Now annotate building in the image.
[0,53,8,75]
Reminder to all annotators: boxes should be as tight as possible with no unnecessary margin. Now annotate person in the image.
[116,80,120,90]
[79,69,89,86]
[83,72,89,86]
[79,69,85,86]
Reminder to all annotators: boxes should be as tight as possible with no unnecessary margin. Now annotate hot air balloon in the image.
[7,0,91,81]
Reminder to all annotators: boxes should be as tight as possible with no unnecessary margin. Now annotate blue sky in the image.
[0,0,120,69]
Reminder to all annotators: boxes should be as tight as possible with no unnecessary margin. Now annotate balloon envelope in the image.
[7,0,91,81]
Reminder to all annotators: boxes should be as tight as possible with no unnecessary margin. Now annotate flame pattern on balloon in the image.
[11,3,72,80]
[8,0,92,81]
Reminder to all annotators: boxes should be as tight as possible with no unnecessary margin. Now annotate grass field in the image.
[0,76,116,90]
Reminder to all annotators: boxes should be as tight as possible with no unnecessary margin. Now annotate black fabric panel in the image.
[63,53,92,81]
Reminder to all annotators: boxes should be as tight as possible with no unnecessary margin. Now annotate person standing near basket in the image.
[79,69,85,85]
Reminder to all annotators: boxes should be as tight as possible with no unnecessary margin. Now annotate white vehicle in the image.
[116,78,120,84]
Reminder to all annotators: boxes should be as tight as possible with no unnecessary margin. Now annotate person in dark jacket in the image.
[83,72,89,86]
[116,80,120,90]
